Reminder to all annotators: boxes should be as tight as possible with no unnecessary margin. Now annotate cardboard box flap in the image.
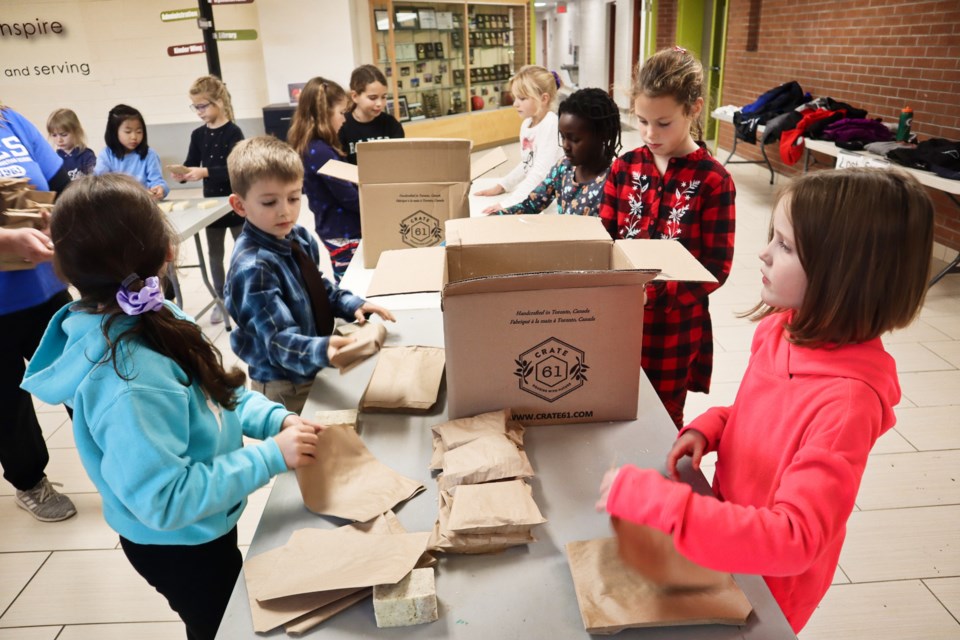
[317,159,359,184]
[446,214,611,247]
[614,239,718,282]
[447,240,612,282]
[367,247,446,297]
[443,270,656,298]
[357,139,472,184]
[470,146,508,181]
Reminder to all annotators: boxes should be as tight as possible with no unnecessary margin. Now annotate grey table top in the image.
[216,308,796,639]
[165,197,232,242]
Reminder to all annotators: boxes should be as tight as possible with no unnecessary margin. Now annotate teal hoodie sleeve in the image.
[233,385,293,440]
[90,385,287,532]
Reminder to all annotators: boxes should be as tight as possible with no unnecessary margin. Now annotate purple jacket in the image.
[821,119,893,144]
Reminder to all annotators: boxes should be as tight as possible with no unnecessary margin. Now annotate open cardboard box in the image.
[366,215,716,425]
[318,139,506,268]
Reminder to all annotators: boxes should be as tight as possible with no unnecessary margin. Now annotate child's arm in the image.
[89,387,292,531]
[306,143,360,214]
[144,149,170,199]
[498,116,563,208]
[175,129,203,182]
[80,149,97,176]
[604,387,881,577]
[598,157,625,238]
[488,159,565,216]
[93,148,114,175]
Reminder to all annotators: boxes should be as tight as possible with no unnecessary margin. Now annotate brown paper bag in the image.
[446,479,546,534]
[330,322,388,374]
[313,409,359,429]
[611,517,729,592]
[429,489,535,554]
[429,410,525,470]
[565,537,752,634]
[360,346,445,413]
[438,433,534,491]
[284,589,372,635]
[244,514,419,632]
[296,424,424,522]
[256,528,432,601]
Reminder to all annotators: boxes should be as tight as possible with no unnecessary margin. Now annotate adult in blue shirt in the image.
[0,103,76,522]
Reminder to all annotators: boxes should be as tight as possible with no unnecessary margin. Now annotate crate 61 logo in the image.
[399,211,442,247]
[514,337,589,402]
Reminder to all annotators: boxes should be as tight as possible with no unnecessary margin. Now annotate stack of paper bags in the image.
[0,178,55,271]
[428,410,546,553]
[244,513,433,635]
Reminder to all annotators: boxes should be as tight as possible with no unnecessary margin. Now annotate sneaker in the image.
[15,478,77,522]
[210,305,224,324]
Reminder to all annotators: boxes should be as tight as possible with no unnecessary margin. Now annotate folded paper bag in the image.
[257,529,432,601]
[611,517,729,592]
[565,537,752,634]
[430,410,525,470]
[446,479,546,535]
[360,346,445,413]
[330,322,388,374]
[296,423,424,522]
[429,489,535,554]
[438,433,534,491]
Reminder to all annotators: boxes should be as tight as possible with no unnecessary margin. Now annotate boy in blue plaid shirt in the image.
[224,136,394,413]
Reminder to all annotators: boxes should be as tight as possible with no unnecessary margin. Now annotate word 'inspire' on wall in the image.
[0,19,65,39]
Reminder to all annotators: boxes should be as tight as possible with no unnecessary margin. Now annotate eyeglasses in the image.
[189,102,212,113]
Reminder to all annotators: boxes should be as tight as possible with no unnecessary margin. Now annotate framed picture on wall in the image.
[394,7,419,30]
[397,96,410,122]
[417,8,437,30]
[374,10,390,31]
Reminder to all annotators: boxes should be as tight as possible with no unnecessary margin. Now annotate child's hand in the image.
[148,185,166,200]
[182,167,208,182]
[666,429,708,481]
[355,302,396,324]
[482,203,503,215]
[595,466,622,512]
[474,184,505,197]
[274,416,323,469]
[327,335,356,361]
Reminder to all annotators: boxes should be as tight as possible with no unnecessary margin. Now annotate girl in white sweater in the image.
[477,65,564,212]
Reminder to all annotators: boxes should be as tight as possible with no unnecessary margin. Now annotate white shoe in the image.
[211,305,224,324]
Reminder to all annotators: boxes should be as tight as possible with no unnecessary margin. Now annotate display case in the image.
[370,0,530,148]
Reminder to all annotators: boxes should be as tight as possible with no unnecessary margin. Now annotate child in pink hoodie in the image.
[598,168,935,633]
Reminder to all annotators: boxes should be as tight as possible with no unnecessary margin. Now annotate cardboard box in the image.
[366,215,716,425]
[318,139,506,268]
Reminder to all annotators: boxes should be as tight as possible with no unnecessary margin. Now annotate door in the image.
[675,0,728,147]
[607,1,616,96]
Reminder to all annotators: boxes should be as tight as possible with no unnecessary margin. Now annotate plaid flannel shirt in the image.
[599,145,736,397]
[224,222,365,384]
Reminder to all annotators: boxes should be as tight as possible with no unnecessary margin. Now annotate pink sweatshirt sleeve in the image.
[607,386,881,577]
[680,405,729,450]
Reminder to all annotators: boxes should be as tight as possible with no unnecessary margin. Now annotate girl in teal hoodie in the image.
[22,174,324,640]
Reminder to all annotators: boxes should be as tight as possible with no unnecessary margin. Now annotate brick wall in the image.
[717,0,960,251]
[656,0,678,50]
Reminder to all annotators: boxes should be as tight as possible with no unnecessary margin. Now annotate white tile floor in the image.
[1,132,958,638]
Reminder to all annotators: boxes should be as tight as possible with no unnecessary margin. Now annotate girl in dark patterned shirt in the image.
[490,88,621,217]
[599,47,736,429]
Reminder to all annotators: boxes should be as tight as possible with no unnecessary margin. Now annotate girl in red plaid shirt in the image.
[599,48,735,428]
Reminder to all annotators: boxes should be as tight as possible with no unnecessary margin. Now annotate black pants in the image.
[120,527,242,640]
[0,290,72,491]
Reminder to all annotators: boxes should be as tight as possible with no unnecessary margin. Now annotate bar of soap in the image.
[372,567,438,628]
[197,199,221,209]
[156,201,174,213]
[171,200,190,211]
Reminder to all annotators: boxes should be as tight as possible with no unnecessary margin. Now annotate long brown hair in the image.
[287,76,348,157]
[748,168,934,347]
[50,174,246,408]
[632,47,705,141]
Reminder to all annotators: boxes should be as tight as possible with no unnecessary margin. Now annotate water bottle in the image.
[896,107,913,142]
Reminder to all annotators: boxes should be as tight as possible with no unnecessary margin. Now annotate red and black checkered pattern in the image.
[599,145,736,425]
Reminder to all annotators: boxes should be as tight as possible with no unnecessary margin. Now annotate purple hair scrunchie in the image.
[116,274,164,316]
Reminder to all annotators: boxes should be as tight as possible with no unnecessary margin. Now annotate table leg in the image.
[759,143,775,185]
[928,193,960,288]
[192,235,233,331]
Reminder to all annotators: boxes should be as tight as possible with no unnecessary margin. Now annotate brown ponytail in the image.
[632,47,705,141]
[287,76,349,157]
[50,174,246,409]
